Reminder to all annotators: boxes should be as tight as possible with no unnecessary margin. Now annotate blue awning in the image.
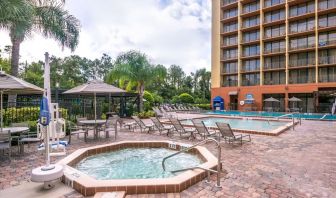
[213,96,224,103]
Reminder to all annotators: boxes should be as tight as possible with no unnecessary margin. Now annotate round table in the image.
[79,120,106,140]
[1,127,29,134]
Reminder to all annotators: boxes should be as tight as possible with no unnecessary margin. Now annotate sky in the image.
[0,0,211,74]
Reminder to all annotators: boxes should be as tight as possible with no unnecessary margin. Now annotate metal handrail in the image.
[162,138,222,188]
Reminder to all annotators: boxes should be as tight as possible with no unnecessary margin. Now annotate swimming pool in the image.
[181,117,289,132]
[75,147,202,180]
[206,111,336,120]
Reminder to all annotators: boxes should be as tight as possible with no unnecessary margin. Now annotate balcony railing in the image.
[290,44,315,51]
[264,64,285,70]
[289,26,315,34]
[319,56,336,65]
[289,58,316,67]
[264,0,285,8]
[222,55,238,60]
[264,32,286,39]
[318,1,336,11]
[222,80,238,87]
[318,40,336,47]
[222,69,238,74]
[264,47,286,54]
[241,67,260,72]
[242,5,260,15]
[221,0,237,7]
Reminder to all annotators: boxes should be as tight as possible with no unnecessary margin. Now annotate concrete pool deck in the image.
[0,114,335,198]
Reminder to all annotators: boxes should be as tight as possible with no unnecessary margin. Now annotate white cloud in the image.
[0,0,211,74]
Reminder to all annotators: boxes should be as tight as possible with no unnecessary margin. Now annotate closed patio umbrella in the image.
[264,97,280,111]
[0,71,44,132]
[63,80,127,122]
[288,96,302,110]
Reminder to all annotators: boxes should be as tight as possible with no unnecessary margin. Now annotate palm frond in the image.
[34,3,80,51]
[0,0,34,30]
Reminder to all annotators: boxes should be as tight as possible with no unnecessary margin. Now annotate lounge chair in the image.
[169,118,195,139]
[150,117,174,135]
[215,122,251,145]
[153,107,164,118]
[191,119,218,139]
[131,116,155,133]
[159,107,174,118]
[0,130,11,159]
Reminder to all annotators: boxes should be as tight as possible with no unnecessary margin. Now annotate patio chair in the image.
[102,116,119,138]
[150,117,174,136]
[10,122,29,153]
[159,107,174,118]
[18,122,43,154]
[169,118,195,139]
[215,122,251,145]
[0,130,11,159]
[191,119,217,140]
[68,119,88,144]
[131,116,155,133]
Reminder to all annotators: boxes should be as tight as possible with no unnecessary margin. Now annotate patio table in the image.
[79,120,106,140]
[1,127,29,134]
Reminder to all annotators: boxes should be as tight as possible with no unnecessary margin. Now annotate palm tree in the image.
[0,0,80,76]
[107,50,154,112]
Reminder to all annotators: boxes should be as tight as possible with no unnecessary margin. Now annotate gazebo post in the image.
[0,90,3,132]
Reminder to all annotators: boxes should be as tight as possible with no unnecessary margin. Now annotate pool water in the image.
[207,111,336,120]
[75,148,202,180]
[182,117,288,132]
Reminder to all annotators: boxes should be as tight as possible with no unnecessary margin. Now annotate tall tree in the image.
[0,0,80,76]
[168,65,185,90]
[107,50,154,111]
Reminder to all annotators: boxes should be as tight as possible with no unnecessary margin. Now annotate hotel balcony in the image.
[319,56,336,67]
[221,0,238,10]
[288,58,316,69]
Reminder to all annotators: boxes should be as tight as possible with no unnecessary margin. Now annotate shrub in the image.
[195,97,210,104]
[152,93,163,105]
[179,93,194,104]
[134,110,155,119]
[171,95,181,104]
[195,104,211,110]
[3,107,68,126]
[143,91,154,103]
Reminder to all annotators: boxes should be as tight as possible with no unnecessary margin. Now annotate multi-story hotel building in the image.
[211,0,336,113]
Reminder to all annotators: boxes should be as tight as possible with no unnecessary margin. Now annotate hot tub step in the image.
[94,191,126,198]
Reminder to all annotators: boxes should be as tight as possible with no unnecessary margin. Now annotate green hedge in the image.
[134,111,155,119]
[2,107,68,126]
[195,104,211,110]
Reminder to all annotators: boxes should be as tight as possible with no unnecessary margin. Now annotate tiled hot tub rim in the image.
[58,141,218,196]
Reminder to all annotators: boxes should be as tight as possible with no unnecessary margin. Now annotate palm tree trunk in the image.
[138,83,145,112]
[10,37,22,77]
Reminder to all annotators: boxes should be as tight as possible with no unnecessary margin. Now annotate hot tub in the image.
[58,141,218,196]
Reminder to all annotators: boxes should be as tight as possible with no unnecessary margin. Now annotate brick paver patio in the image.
[0,116,335,198]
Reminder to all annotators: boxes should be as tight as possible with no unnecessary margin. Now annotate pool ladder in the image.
[162,138,222,188]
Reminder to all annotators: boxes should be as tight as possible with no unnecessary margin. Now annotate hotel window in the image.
[319,66,336,82]
[242,73,260,86]
[319,31,336,46]
[223,62,238,73]
[289,52,315,67]
[319,49,336,65]
[264,0,285,8]
[264,71,286,85]
[289,1,314,17]
[264,40,285,53]
[223,75,238,87]
[264,9,285,23]
[290,35,315,50]
[223,35,237,46]
[289,18,315,33]
[223,21,238,32]
[223,8,238,19]
[264,25,285,38]
[289,68,315,84]
[243,30,260,43]
[223,48,238,59]
[242,16,260,28]
[242,1,259,14]
[243,45,260,57]
[264,56,285,69]
[319,14,336,28]
[242,59,260,72]
[319,0,336,10]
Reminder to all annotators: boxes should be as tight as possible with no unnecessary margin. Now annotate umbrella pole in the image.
[0,91,3,132]
[94,92,97,139]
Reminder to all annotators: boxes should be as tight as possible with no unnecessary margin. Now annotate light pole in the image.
[55,82,59,103]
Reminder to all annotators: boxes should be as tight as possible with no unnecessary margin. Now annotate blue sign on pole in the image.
[39,97,51,126]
